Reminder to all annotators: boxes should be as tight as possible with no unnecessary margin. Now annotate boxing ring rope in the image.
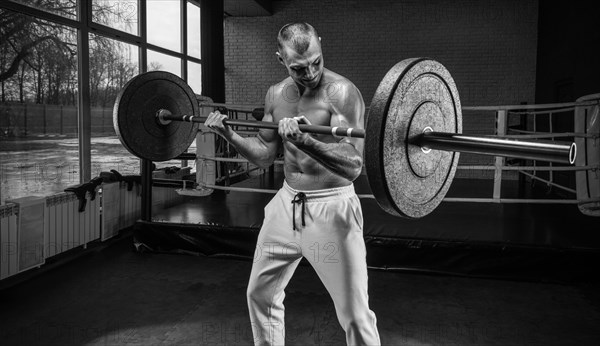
[198,155,597,172]
[460,99,600,111]
[193,182,595,205]
[193,157,597,204]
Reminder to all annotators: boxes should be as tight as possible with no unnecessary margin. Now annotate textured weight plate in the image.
[113,71,199,162]
[366,58,462,218]
[574,94,600,216]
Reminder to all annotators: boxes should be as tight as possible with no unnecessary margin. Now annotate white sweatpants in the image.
[247,181,380,346]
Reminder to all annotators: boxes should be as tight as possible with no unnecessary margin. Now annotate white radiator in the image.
[45,190,101,258]
[101,181,141,241]
[1,183,136,282]
[0,203,18,280]
[1,196,46,278]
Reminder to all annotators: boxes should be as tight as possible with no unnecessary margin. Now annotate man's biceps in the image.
[334,114,361,129]
[258,130,279,146]
[339,138,362,150]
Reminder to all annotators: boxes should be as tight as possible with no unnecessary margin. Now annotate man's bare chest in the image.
[272,99,332,127]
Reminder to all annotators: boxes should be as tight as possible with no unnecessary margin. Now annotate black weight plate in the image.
[113,71,199,162]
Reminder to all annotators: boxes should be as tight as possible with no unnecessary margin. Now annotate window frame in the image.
[0,0,203,187]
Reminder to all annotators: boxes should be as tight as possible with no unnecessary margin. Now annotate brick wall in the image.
[224,0,539,176]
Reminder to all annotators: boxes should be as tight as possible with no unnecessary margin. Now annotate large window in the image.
[147,0,181,52]
[0,0,203,203]
[187,2,201,60]
[0,8,79,202]
[92,0,139,35]
[89,34,140,178]
[148,49,182,77]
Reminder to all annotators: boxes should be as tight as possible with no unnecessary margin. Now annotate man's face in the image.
[279,35,324,90]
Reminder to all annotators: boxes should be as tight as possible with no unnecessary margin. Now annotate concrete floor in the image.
[1,233,599,346]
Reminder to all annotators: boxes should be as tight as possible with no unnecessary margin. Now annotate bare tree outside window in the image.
[0,3,140,202]
[1,9,78,202]
[6,0,77,19]
[92,0,139,35]
[0,10,77,103]
[148,50,181,77]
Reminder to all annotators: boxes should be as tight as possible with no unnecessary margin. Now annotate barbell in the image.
[113,58,577,218]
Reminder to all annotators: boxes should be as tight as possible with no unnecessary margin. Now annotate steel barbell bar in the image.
[156,109,576,165]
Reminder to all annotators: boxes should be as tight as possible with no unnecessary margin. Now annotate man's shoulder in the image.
[264,77,294,112]
[321,69,355,91]
[270,77,294,94]
[320,69,360,101]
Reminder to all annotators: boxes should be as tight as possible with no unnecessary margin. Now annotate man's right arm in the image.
[204,87,280,169]
[222,113,279,169]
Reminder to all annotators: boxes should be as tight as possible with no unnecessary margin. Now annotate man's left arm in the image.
[279,81,365,181]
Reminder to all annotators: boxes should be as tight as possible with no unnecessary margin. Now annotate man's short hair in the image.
[277,22,319,57]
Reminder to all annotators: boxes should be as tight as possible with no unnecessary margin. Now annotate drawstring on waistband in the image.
[291,192,307,230]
